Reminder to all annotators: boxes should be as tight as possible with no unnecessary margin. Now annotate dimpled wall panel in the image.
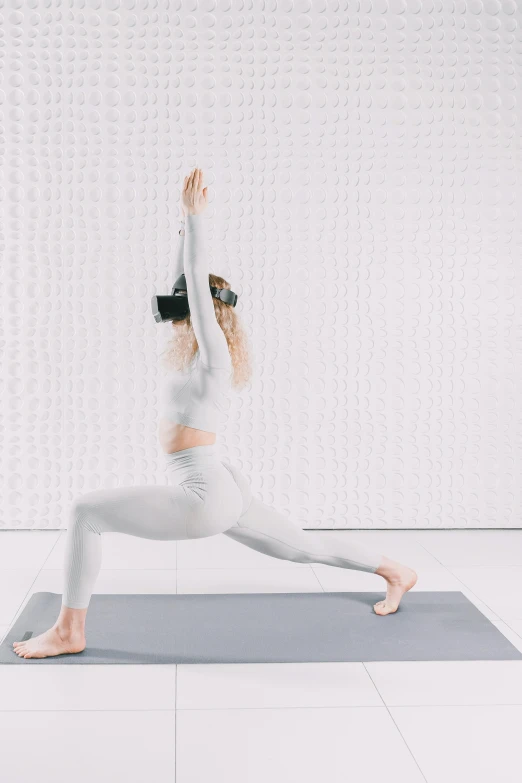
[2,3,522,531]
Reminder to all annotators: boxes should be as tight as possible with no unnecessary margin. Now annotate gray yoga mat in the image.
[1,590,521,664]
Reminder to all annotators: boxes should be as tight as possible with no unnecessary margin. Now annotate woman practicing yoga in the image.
[14,167,417,659]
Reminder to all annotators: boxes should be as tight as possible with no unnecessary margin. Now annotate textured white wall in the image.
[2,3,522,531]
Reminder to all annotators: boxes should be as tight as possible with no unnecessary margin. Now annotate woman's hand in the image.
[181,167,208,216]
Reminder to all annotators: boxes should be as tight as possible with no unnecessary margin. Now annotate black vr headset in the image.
[151,273,239,324]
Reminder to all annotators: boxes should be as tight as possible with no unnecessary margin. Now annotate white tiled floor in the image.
[1,528,522,783]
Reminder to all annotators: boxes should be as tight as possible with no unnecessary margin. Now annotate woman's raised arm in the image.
[184,213,230,369]
[182,168,230,369]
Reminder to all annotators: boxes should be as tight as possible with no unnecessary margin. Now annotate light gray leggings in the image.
[62,445,383,609]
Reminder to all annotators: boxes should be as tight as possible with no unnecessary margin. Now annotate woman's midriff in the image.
[158,418,216,454]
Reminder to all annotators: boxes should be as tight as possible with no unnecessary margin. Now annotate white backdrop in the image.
[2,2,521,531]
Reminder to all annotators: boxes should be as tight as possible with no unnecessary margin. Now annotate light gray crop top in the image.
[159,214,233,434]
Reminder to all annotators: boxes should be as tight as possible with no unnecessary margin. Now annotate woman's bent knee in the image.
[68,494,102,535]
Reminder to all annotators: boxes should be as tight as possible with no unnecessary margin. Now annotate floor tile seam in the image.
[440,569,512,626]
[8,569,52,629]
[410,533,522,568]
[174,701,522,711]
[3,703,522,713]
[309,565,326,591]
[29,566,313,572]
[361,662,428,782]
[0,706,398,714]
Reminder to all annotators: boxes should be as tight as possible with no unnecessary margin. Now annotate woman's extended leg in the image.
[220,460,417,614]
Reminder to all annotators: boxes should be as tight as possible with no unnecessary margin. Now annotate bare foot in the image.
[12,625,86,659]
[373,564,418,616]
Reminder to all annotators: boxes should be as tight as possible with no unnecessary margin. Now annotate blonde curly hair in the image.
[160,272,253,391]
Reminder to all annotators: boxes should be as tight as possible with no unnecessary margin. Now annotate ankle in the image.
[375,556,404,582]
[54,614,86,635]
[54,622,85,638]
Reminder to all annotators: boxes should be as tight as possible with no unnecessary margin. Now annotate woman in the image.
[14,167,417,659]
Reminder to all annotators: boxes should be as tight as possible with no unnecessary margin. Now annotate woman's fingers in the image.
[182,168,205,211]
